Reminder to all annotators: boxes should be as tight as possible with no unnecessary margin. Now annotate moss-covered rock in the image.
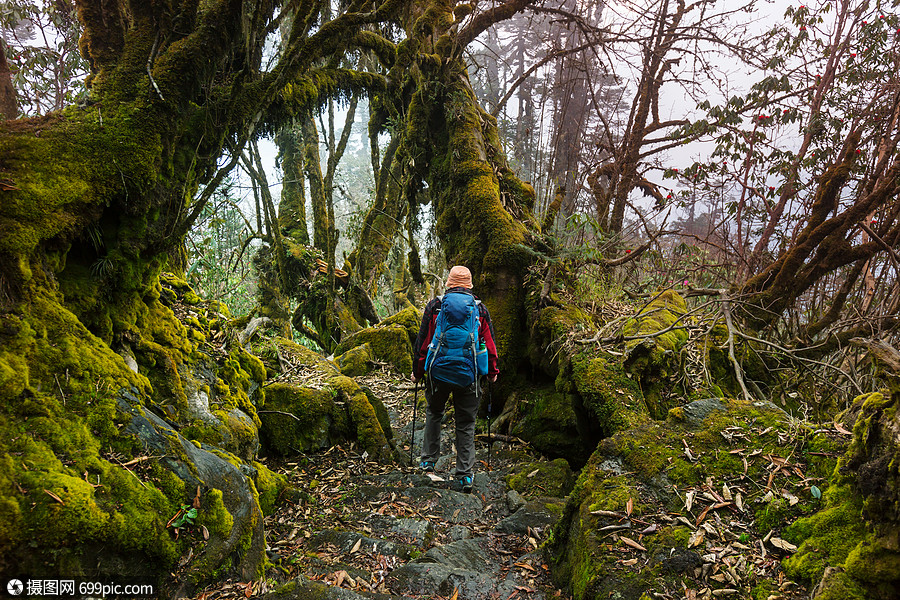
[379,305,422,347]
[507,458,575,499]
[0,268,270,591]
[548,396,839,599]
[335,323,413,374]
[334,342,374,376]
[259,383,343,455]
[782,390,900,599]
[530,304,595,379]
[507,385,592,467]
[255,338,394,461]
[622,290,688,419]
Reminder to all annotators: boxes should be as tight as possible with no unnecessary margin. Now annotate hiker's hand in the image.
[489,374,498,383]
[410,373,419,383]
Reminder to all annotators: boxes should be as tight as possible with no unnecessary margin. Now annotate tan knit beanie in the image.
[445,265,473,289]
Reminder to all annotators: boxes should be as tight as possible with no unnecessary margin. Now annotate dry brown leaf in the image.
[769,537,798,553]
[450,587,459,600]
[350,538,362,554]
[193,485,201,509]
[683,439,695,461]
[688,528,705,548]
[43,489,64,504]
[201,525,209,540]
[590,509,624,518]
[696,505,712,526]
[722,483,732,501]
[685,490,695,512]
[626,497,633,516]
[620,536,646,552]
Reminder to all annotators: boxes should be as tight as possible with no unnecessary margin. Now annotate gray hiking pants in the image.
[420,380,479,478]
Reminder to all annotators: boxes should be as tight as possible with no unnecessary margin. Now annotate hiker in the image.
[411,265,499,493]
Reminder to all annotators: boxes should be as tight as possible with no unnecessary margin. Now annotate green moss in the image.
[251,461,288,516]
[379,306,422,345]
[808,570,868,600]
[530,305,595,378]
[570,354,647,436]
[507,458,575,498]
[508,386,590,466]
[259,383,336,455]
[334,343,374,376]
[621,290,689,419]
[327,375,392,461]
[783,485,867,584]
[844,537,900,588]
[335,324,413,374]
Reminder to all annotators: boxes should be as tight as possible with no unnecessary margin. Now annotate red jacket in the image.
[412,288,500,380]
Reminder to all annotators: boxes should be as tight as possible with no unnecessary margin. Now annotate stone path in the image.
[196,378,568,599]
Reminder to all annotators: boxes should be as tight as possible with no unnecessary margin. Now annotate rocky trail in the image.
[193,369,567,600]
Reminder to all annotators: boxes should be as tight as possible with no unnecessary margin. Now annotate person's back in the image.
[411,266,499,493]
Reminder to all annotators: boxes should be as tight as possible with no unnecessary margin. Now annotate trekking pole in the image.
[410,380,419,467]
[487,378,493,471]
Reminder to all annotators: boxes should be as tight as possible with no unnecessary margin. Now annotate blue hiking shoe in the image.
[420,461,435,473]
[459,475,473,494]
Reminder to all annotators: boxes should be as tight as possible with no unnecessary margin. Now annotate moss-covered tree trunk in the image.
[346,0,541,376]
[276,123,311,244]
[0,0,408,590]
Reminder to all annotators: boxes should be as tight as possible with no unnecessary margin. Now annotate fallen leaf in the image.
[834,421,852,435]
[769,537,798,553]
[683,439,695,461]
[626,497,633,516]
[450,587,459,600]
[722,483,732,501]
[178,547,193,567]
[696,505,712,526]
[201,525,209,540]
[688,528,705,548]
[43,489,64,504]
[685,490,696,512]
[590,509,624,518]
[620,536,646,551]
[527,469,539,478]
[193,485,201,509]
[620,558,639,566]
[350,538,362,554]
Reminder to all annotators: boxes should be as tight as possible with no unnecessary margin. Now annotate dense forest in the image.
[1,0,899,599]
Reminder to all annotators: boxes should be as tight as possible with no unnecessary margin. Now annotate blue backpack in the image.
[425,291,489,388]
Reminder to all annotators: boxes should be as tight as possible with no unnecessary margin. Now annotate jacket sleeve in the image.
[413,298,439,378]
[478,304,500,377]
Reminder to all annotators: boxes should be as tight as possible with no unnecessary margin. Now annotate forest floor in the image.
[192,368,567,600]
[189,365,828,600]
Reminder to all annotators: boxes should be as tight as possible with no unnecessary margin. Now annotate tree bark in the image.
[0,39,16,120]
